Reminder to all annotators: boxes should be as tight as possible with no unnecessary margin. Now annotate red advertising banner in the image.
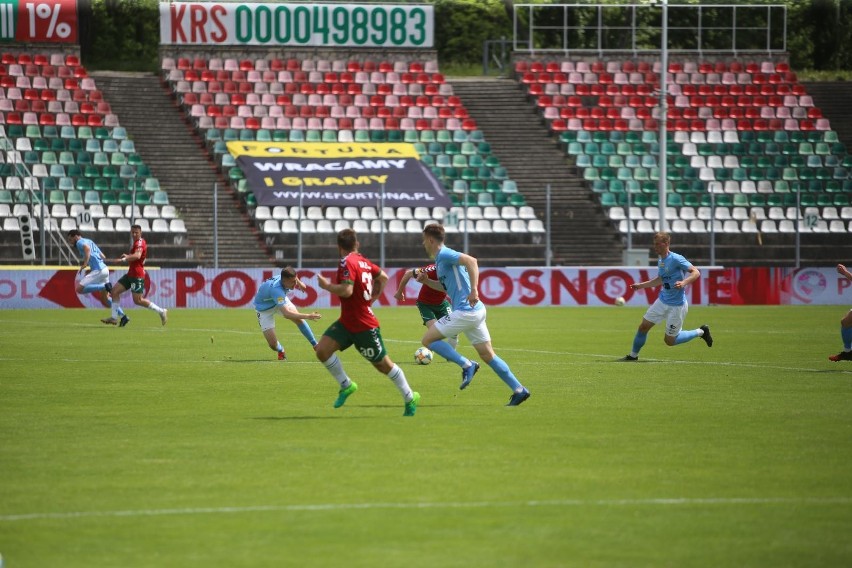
[0,0,78,44]
[1,266,850,309]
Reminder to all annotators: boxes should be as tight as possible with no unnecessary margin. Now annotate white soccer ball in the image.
[414,347,433,365]
[614,296,626,306]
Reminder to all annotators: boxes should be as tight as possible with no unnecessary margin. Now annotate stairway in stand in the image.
[449,77,623,266]
[91,71,273,268]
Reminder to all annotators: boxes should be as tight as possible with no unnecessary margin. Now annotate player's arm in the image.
[674,266,701,289]
[318,275,354,298]
[371,270,388,302]
[838,264,852,281]
[415,273,444,291]
[630,275,662,290]
[279,304,322,321]
[393,268,415,301]
[79,243,91,271]
[458,253,480,306]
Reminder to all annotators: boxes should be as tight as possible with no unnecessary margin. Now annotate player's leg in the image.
[132,279,167,325]
[366,332,418,415]
[317,322,358,406]
[423,312,476,371]
[257,309,286,359]
[105,277,130,324]
[624,302,661,360]
[666,303,707,347]
[427,301,458,349]
[829,309,852,361]
[283,303,318,347]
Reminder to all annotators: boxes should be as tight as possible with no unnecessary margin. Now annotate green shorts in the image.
[117,275,146,295]
[323,320,388,363]
[417,300,452,326]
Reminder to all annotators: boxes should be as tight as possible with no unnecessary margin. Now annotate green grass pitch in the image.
[1,305,852,567]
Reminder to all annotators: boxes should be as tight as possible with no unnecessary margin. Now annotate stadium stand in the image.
[163,56,531,237]
[514,59,852,242]
[0,51,196,264]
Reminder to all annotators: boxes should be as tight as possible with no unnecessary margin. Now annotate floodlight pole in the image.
[380,183,386,268]
[657,0,669,233]
[212,182,218,269]
[297,183,303,269]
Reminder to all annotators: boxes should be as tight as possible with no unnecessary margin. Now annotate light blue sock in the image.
[631,331,648,356]
[429,340,469,367]
[674,329,700,345]
[842,326,852,350]
[487,355,522,391]
[274,342,284,353]
[297,320,318,346]
[116,305,125,317]
[81,283,105,294]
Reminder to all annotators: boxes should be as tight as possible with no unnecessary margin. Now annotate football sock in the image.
[487,355,522,391]
[81,283,105,294]
[387,364,414,400]
[146,302,165,314]
[111,303,119,320]
[322,353,351,388]
[631,331,648,357]
[297,320,318,346]
[674,329,700,345]
[429,339,468,366]
[274,342,284,353]
[842,325,852,350]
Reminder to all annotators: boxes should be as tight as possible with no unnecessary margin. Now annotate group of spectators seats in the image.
[254,204,543,235]
[164,56,531,235]
[0,201,185,234]
[0,52,185,238]
[517,58,852,234]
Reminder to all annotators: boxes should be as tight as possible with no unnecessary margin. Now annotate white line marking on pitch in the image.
[2,497,850,522]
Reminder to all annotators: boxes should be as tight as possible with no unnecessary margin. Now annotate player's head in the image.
[422,224,444,258]
[280,265,297,284]
[423,223,445,242]
[652,231,671,256]
[66,229,82,243]
[131,224,142,240]
[337,228,358,253]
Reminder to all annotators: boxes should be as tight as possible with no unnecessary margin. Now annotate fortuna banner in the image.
[228,141,452,208]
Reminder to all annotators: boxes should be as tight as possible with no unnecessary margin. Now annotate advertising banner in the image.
[2,266,850,309]
[0,0,78,43]
[160,2,433,48]
[228,141,451,208]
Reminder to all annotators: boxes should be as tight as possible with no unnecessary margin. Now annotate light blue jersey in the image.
[253,275,293,311]
[434,245,484,313]
[657,251,693,306]
[76,238,107,271]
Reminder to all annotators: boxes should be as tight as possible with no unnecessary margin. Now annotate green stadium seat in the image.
[66,190,83,204]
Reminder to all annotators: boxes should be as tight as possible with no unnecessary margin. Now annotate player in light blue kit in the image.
[417,223,530,406]
[253,266,322,360]
[66,229,125,321]
[621,231,712,361]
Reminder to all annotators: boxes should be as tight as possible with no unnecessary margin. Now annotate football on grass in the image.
[414,347,433,365]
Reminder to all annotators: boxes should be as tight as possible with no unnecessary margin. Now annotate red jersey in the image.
[337,252,382,333]
[416,263,449,305]
[127,237,147,278]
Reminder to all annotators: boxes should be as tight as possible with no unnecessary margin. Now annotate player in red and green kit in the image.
[316,228,420,417]
[393,262,459,356]
[103,224,168,327]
